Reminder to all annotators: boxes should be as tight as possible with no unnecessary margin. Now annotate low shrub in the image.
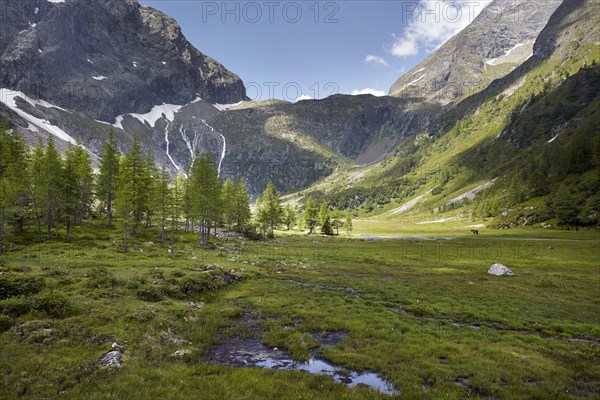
[0,296,30,317]
[31,291,76,318]
[0,314,12,332]
[137,285,165,302]
[0,274,46,300]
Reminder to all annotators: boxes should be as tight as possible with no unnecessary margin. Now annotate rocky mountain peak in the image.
[0,0,248,123]
[388,0,563,105]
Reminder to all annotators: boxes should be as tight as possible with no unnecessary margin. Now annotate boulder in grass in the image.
[98,350,122,367]
[487,263,514,276]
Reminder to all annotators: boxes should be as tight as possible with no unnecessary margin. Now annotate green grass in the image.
[0,222,599,399]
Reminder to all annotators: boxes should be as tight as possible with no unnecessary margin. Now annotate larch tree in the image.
[42,137,63,239]
[282,204,297,230]
[0,121,28,253]
[319,202,333,236]
[233,177,251,233]
[188,153,221,244]
[144,150,158,228]
[304,197,318,234]
[331,209,343,235]
[344,209,354,235]
[61,144,92,241]
[29,137,45,241]
[97,130,119,227]
[116,134,147,236]
[262,180,282,238]
[221,178,235,232]
[170,172,186,253]
[156,165,172,246]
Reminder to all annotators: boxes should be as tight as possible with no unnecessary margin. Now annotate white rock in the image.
[487,263,514,276]
[171,349,191,357]
[97,350,122,367]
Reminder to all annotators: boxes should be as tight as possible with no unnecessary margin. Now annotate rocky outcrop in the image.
[0,0,247,122]
[97,350,122,367]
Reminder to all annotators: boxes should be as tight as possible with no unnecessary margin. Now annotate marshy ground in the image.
[0,222,598,399]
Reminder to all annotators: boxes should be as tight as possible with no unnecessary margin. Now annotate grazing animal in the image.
[471,229,479,235]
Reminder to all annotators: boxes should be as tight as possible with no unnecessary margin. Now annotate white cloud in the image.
[351,88,386,97]
[295,94,312,102]
[365,55,389,67]
[390,1,492,58]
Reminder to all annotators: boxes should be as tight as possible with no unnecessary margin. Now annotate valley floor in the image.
[1,223,599,399]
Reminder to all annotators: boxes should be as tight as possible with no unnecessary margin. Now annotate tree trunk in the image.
[66,220,71,242]
[36,214,41,242]
[46,204,53,239]
[107,192,113,227]
[0,207,5,255]
[170,227,175,254]
[161,220,165,246]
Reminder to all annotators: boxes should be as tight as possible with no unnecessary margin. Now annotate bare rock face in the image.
[487,263,514,276]
[388,0,563,105]
[0,0,247,122]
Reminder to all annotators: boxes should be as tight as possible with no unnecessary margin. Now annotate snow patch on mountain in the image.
[124,97,202,128]
[213,102,243,111]
[0,88,77,145]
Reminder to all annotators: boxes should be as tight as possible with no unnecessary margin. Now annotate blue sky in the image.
[141,1,491,102]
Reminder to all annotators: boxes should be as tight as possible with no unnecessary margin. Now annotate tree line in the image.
[0,122,354,254]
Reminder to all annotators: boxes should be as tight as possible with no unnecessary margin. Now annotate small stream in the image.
[204,332,399,396]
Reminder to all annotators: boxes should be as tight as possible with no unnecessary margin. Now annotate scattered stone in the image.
[170,338,192,345]
[171,349,191,357]
[454,376,471,389]
[422,377,434,389]
[97,350,122,367]
[185,301,204,309]
[487,263,514,276]
[111,342,121,349]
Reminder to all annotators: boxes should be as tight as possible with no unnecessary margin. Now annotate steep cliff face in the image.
[0,0,247,122]
[388,0,563,105]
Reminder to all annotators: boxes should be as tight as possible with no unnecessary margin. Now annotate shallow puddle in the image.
[204,332,399,396]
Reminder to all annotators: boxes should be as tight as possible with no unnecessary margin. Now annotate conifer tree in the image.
[156,165,172,246]
[331,209,343,235]
[61,144,92,241]
[42,137,63,239]
[319,202,333,235]
[262,181,282,238]
[170,172,186,253]
[282,204,297,231]
[97,130,119,227]
[0,121,28,253]
[188,153,221,244]
[233,177,251,233]
[304,197,318,234]
[116,134,147,237]
[343,209,354,235]
[222,178,235,232]
[29,137,45,241]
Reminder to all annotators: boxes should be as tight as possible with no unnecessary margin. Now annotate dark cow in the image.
[471,229,479,236]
